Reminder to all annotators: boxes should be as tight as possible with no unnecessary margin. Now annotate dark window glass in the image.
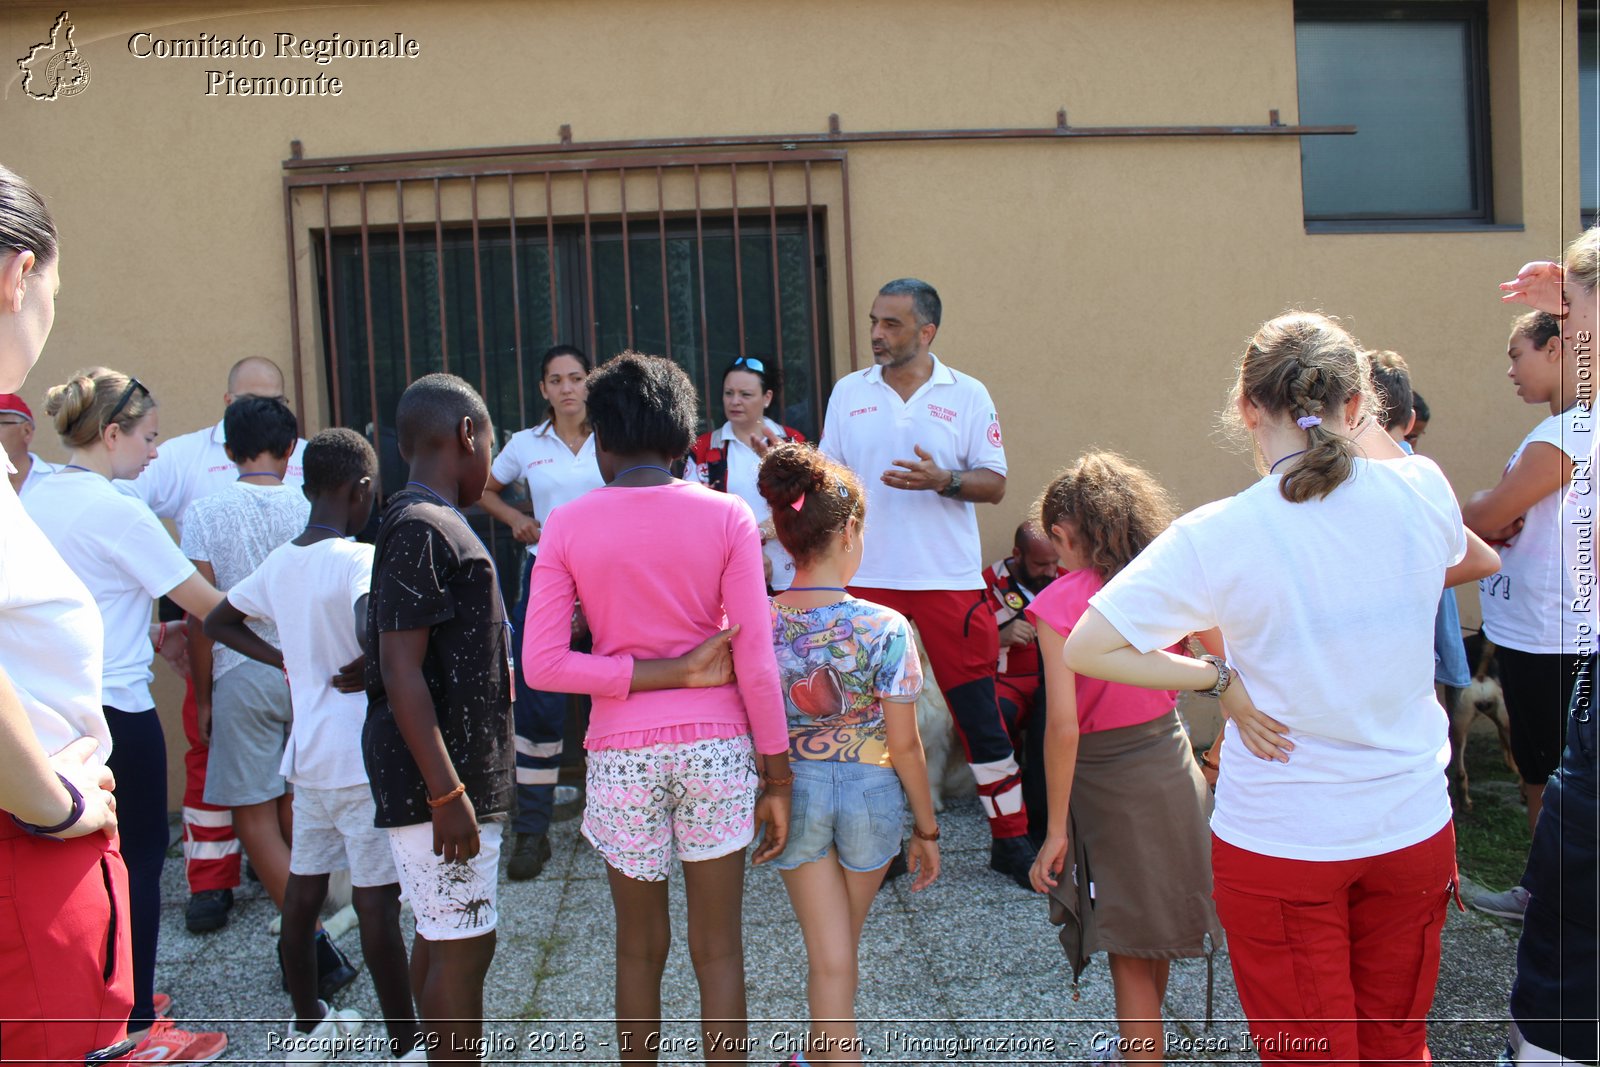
[316,213,829,601]
[1296,4,1489,222]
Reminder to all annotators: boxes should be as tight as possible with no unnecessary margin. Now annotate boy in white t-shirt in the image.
[204,429,421,1060]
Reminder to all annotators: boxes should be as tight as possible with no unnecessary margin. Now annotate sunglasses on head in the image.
[104,377,149,427]
[731,356,765,374]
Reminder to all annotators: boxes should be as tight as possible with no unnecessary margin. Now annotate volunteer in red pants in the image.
[124,357,307,931]
[179,668,241,922]
[0,169,135,1066]
[820,277,1036,887]
[983,524,1064,844]
[1062,311,1500,1062]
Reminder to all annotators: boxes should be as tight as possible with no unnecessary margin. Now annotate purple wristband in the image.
[11,772,85,838]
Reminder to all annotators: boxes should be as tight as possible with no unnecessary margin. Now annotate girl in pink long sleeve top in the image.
[520,352,791,1060]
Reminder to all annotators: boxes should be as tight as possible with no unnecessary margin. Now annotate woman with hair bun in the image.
[1061,312,1498,1064]
[757,441,939,1067]
[27,366,229,1062]
[687,356,807,590]
[0,164,140,1066]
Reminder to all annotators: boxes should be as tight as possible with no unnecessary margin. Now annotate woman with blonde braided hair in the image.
[1061,311,1499,1065]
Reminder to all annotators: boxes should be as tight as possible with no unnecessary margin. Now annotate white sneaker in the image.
[283,1001,362,1064]
[1471,884,1530,921]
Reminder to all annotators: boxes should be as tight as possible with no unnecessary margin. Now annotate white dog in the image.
[1448,634,1517,813]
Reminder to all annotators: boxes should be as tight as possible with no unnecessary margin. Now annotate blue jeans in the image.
[1509,655,1597,1062]
[511,557,567,837]
[770,759,905,873]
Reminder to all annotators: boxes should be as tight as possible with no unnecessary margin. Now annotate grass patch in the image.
[1452,730,1530,891]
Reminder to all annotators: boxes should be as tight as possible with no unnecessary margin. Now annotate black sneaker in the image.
[315,930,360,1001]
[989,835,1037,890]
[184,888,233,933]
[508,832,552,882]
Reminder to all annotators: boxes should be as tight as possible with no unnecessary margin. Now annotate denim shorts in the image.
[770,758,905,872]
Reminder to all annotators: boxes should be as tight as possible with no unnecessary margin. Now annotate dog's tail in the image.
[1472,635,1498,682]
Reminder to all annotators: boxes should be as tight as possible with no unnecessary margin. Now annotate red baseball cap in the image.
[0,394,33,422]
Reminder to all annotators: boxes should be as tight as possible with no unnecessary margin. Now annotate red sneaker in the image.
[128,1019,228,1063]
[152,992,172,1018]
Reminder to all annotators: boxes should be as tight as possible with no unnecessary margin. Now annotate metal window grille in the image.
[282,149,855,594]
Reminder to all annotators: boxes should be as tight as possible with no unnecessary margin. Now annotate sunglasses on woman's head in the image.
[105,377,149,426]
[732,357,765,374]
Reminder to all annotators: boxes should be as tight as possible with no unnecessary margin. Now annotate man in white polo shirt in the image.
[0,393,58,498]
[124,356,307,933]
[820,278,1035,887]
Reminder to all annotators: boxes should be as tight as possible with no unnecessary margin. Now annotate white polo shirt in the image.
[819,354,1006,590]
[123,418,307,532]
[18,453,56,500]
[490,420,605,556]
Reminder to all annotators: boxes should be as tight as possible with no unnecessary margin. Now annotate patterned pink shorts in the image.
[582,734,757,881]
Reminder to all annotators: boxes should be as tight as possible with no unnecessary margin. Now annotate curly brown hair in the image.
[1032,451,1176,581]
[757,442,864,565]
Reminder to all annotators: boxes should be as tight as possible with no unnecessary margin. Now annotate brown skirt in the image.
[1059,708,1224,960]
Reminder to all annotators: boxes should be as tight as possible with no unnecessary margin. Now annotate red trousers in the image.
[0,820,133,1065]
[181,676,240,892]
[848,586,1027,838]
[1211,824,1457,1067]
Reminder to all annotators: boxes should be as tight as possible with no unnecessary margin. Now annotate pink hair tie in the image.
[1296,415,1322,430]
[790,492,806,511]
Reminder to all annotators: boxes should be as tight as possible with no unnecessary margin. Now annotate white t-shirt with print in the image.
[18,453,56,499]
[27,473,197,711]
[123,418,307,533]
[180,482,311,680]
[819,355,1007,590]
[1561,437,1598,657]
[1480,406,1595,654]
[228,538,374,790]
[1090,456,1465,863]
[0,466,111,765]
[685,417,797,591]
[490,421,604,557]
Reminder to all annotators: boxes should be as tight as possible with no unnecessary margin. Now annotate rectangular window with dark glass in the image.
[315,210,831,599]
[1295,2,1491,225]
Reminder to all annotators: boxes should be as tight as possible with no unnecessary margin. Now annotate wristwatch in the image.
[1197,654,1233,698]
[938,469,963,499]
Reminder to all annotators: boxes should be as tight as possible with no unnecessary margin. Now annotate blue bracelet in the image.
[11,772,85,837]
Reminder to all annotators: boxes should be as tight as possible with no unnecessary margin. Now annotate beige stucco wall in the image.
[2,0,1586,804]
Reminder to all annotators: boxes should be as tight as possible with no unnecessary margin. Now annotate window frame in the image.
[1295,0,1494,227]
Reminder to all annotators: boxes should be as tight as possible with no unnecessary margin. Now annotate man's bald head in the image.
[225,357,286,404]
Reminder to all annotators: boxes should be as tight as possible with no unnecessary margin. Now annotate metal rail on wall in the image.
[282,109,1354,172]
[278,109,1352,578]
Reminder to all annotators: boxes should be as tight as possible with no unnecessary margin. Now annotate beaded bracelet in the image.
[760,772,795,788]
[913,824,940,841]
[426,783,466,809]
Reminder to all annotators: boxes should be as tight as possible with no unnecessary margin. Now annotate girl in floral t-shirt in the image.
[758,443,940,1067]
